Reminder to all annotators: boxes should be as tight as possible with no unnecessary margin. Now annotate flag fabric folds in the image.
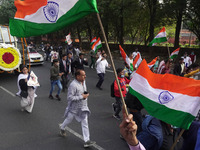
[91,37,102,53]
[170,48,180,59]
[148,57,157,69]
[129,60,200,129]
[148,27,167,46]
[90,37,97,45]
[132,53,142,69]
[9,0,99,37]
[119,45,133,71]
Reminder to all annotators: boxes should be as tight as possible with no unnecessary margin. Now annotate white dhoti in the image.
[21,87,35,113]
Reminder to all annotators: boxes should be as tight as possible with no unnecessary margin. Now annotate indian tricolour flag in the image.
[148,27,167,46]
[119,45,133,71]
[91,37,102,53]
[132,53,142,69]
[90,37,97,45]
[129,60,200,129]
[170,48,180,59]
[9,0,98,37]
[148,57,157,69]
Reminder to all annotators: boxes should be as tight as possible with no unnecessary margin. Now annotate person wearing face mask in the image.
[112,68,130,120]
[49,59,63,100]
[189,51,196,64]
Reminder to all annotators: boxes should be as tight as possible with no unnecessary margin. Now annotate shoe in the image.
[55,95,61,101]
[96,85,103,90]
[59,124,66,137]
[84,140,96,148]
[49,95,54,99]
[112,103,116,112]
[113,114,121,120]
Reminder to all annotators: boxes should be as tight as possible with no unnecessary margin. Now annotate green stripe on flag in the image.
[170,55,178,59]
[130,63,134,71]
[10,0,98,37]
[129,87,194,129]
[96,44,102,50]
[148,37,167,46]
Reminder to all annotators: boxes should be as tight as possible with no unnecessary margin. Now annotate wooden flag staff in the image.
[96,13,129,116]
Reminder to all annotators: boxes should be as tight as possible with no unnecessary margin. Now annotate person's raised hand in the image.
[119,107,138,146]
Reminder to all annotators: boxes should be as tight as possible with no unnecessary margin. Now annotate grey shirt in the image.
[64,79,90,121]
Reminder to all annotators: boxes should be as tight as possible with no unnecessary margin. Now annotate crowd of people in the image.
[15,41,200,149]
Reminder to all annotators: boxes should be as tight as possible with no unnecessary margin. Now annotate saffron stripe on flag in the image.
[136,61,200,97]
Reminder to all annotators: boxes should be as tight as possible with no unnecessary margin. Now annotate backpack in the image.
[110,81,115,97]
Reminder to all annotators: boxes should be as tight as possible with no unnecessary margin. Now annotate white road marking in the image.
[65,126,105,150]
[0,86,16,97]
[0,86,104,149]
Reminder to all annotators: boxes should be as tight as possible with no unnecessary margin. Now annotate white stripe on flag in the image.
[130,73,200,116]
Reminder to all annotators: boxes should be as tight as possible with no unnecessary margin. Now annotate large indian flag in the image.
[9,0,98,37]
[148,27,167,46]
[119,45,133,71]
[129,60,200,129]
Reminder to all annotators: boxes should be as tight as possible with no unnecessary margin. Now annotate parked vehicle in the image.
[0,25,21,74]
[27,46,44,65]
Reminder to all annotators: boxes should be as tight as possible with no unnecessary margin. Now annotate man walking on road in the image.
[96,53,110,90]
[59,69,96,148]
[49,59,63,100]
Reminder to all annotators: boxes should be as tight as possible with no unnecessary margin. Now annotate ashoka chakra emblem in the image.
[158,91,174,104]
[43,1,59,23]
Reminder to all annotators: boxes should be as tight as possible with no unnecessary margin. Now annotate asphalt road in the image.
[0,59,130,150]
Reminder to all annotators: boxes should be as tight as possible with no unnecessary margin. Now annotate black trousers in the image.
[113,97,122,116]
[96,73,104,87]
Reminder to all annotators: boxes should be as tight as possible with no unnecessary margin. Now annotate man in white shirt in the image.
[128,53,134,64]
[96,53,111,90]
[182,53,192,68]
[132,48,141,59]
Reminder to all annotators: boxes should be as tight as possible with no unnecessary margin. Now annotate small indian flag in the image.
[119,45,133,71]
[148,57,157,69]
[91,37,102,53]
[132,53,142,68]
[149,27,167,46]
[90,37,97,45]
[65,33,72,45]
[129,60,200,129]
[9,0,98,37]
[170,48,180,59]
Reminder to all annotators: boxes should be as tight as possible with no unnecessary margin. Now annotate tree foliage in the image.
[0,0,16,25]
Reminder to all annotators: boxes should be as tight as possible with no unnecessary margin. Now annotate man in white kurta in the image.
[59,70,95,148]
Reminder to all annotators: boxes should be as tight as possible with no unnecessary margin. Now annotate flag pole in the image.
[170,129,185,150]
[96,13,129,116]
[167,44,171,58]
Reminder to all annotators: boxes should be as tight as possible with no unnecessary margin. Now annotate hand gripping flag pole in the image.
[96,13,129,116]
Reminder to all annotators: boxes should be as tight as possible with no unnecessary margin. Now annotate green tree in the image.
[184,0,200,42]
[0,0,16,25]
